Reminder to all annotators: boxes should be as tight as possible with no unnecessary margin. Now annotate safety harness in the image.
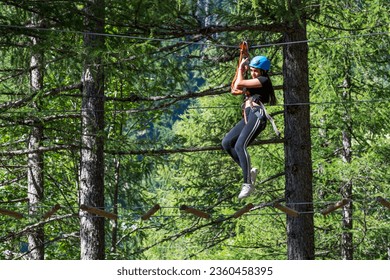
[231,41,281,138]
[247,95,281,138]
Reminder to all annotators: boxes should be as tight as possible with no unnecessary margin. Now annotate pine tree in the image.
[79,0,106,260]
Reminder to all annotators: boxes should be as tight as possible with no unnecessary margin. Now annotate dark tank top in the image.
[247,76,272,104]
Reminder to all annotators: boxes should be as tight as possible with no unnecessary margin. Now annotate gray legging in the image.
[222,106,267,184]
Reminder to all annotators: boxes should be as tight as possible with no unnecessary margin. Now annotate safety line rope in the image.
[0,24,388,49]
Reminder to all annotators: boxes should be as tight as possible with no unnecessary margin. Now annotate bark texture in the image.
[341,75,353,260]
[27,11,45,260]
[283,1,315,260]
[79,0,106,260]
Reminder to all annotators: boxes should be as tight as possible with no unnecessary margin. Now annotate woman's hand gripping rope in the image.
[231,41,250,95]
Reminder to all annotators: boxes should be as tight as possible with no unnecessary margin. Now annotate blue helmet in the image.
[249,56,271,71]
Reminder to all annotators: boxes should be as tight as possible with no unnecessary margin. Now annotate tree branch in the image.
[129,215,234,256]
[14,232,79,260]
[0,83,82,111]
[107,138,285,156]
[131,22,289,38]
[106,85,229,103]
[0,139,284,158]
[0,213,78,242]
[0,113,80,126]
[0,144,78,156]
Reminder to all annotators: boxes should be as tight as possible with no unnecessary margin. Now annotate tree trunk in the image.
[27,11,45,260]
[341,75,353,260]
[79,0,106,260]
[27,126,44,260]
[111,158,120,254]
[283,1,314,260]
[110,81,125,254]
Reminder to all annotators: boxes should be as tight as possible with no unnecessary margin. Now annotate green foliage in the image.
[0,0,388,260]
[308,0,389,260]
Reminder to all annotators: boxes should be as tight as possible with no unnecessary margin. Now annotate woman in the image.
[222,55,276,199]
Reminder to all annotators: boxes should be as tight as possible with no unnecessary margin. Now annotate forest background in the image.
[0,0,389,260]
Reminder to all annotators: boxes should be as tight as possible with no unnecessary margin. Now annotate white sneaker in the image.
[238,183,254,199]
[250,168,258,185]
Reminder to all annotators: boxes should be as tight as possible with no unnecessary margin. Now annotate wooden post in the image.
[0,208,24,219]
[321,198,350,216]
[180,205,210,219]
[42,204,61,219]
[80,204,118,220]
[141,204,161,220]
[274,203,299,217]
[377,196,390,210]
[233,203,254,218]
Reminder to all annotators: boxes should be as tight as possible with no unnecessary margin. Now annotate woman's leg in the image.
[221,119,246,166]
[235,107,266,184]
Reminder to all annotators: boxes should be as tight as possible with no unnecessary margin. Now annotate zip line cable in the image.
[0,24,388,49]
[251,31,390,48]
[1,202,388,211]
[1,196,388,210]
[0,26,388,115]
[0,98,389,116]
[1,197,388,247]
[186,98,390,110]
[0,205,387,222]
[1,206,388,222]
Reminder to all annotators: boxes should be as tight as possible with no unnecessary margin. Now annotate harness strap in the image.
[242,102,248,124]
[244,97,281,138]
[257,101,281,138]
